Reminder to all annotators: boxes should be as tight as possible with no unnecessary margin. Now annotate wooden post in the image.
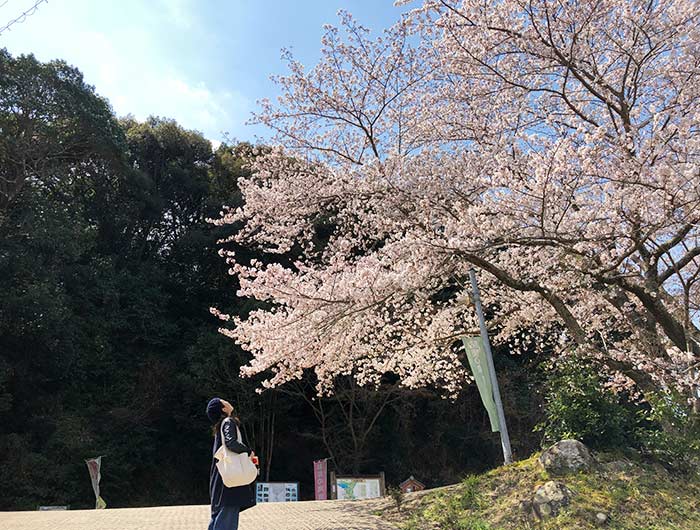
[329,470,337,500]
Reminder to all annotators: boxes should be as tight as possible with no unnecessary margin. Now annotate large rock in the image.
[532,481,572,519]
[539,439,593,475]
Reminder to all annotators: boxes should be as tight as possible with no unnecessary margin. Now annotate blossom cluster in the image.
[212,1,700,398]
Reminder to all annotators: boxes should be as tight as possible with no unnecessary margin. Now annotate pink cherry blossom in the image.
[211,1,700,401]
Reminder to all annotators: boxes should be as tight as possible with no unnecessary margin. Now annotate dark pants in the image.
[208,505,240,530]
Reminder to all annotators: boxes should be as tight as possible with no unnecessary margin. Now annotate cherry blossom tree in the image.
[211,1,700,406]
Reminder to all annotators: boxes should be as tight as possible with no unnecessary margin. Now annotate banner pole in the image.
[468,268,513,464]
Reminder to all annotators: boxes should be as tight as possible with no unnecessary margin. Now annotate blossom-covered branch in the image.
[212,0,700,400]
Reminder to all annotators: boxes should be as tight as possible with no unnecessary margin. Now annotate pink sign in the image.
[313,459,327,500]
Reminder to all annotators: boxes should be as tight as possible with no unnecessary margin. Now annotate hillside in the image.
[376,449,700,530]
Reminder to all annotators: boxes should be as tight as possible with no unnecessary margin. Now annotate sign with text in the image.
[335,477,382,500]
[256,482,299,503]
[313,459,328,500]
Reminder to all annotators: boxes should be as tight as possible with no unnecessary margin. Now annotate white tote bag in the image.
[214,420,258,487]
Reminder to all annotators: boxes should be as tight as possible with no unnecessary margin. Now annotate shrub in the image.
[536,358,700,473]
[535,357,642,450]
[388,485,406,513]
[458,475,482,510]
[420,476,491,530]
[637,391,700,474]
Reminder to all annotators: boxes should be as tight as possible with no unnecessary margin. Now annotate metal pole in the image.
[468,268,513,464]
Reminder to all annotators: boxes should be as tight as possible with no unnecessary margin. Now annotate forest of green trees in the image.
[0,49,696,511]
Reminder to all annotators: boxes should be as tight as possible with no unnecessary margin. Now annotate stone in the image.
[604,459,631,473]
[518,499,533,513]
[595,512,609,525]
[539,439,594,475]
[532,481,572,519]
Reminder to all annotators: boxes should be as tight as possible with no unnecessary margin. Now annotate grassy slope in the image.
[377,452,700,530]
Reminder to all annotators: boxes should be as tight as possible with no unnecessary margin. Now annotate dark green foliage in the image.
[536,357,700,475]
[0,48,125,211]
[535,357,643,450]
[0,51,257,507]
[637,392,700,474]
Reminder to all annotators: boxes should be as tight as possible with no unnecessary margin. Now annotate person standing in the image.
[206,397,258,530]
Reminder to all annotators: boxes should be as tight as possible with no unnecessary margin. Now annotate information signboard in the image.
[336,477,381,500]
[256,482,299,503]
[334,475,384,500]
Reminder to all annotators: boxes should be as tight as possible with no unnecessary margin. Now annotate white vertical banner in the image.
[85,456,107,509]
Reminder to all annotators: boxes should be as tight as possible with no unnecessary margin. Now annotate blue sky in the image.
[0,0,407,143]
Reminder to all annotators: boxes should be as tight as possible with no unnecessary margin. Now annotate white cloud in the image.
[0,0,250,143]
[157,78,250,140]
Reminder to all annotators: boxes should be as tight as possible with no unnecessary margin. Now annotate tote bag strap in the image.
[220,418,245,446]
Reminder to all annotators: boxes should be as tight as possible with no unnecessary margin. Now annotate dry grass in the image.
[376,451,700,530]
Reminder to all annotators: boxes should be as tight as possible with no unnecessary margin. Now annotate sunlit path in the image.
[0,499,398,530]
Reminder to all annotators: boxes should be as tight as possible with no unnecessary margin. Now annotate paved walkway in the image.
[0,499,399,530]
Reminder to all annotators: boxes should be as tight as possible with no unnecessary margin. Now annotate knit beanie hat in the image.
[206,397,223,424]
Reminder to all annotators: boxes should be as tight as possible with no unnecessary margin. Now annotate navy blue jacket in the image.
[209,417,257,511]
